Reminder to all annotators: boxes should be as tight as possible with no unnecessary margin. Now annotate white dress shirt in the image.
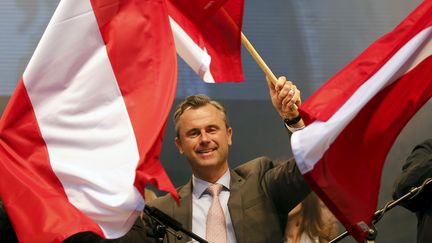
[191,170,236,243]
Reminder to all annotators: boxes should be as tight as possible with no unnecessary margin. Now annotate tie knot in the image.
[207,183,223,196]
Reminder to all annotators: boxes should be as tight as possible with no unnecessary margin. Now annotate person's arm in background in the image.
[393,139,432,212]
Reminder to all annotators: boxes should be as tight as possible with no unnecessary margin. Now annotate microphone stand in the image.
[329,177,432,243]
[144,205,208,243]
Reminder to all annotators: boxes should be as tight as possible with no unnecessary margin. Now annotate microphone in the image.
[144,205,183,231]
[143,205,208,243]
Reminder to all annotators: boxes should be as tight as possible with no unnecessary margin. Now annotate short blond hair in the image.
[173,94,230,137]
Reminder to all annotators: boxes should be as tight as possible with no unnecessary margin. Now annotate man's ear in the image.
[227,127,233,146]
[175,137,183,154]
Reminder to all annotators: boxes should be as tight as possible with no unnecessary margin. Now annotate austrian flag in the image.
[0,0,177,242]
[291,1,432,242]
[168,0,244,82]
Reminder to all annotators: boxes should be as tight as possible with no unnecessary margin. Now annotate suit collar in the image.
[174,180,193,241]
[173,170,247,242]
[228,169,246,243]
[192,170,231,198]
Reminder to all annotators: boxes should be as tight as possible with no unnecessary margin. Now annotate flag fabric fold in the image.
[168,0,244,82]
[291,1,432,241]
[0,0,178,242]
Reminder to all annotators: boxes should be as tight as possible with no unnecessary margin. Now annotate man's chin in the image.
[193,158,221,168]
[197,159,217,166]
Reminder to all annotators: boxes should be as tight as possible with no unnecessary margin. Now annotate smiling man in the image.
[143,77,310,243]
[174,97,232,184]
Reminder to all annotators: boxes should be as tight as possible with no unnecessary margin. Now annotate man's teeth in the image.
[198,149,214,153]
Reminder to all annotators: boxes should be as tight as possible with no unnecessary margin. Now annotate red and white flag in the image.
[0,0,178,242]
[291,1,432,241]
[168,0,244,82]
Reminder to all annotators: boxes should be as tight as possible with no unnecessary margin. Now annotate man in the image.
[393,139,432,243]
[142,76,310,243]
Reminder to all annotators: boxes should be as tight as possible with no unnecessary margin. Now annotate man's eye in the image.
[208,127,218,134]
[187,131,199,137]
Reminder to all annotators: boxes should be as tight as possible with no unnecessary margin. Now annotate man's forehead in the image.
[178,105,225,125]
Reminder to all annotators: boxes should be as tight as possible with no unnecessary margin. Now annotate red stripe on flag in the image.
[300,0,432,124]
[168,0,244,82]
[305,56,432,241]
[0,80,103,243]
[90,0,178,199]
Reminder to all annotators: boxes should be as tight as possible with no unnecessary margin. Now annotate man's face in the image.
[175,104,232,181]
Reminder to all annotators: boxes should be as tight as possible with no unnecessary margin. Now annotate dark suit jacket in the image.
[393,139,432,243]
[147,156,310,243]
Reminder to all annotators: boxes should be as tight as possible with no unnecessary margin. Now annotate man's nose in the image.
[200,131,210,143]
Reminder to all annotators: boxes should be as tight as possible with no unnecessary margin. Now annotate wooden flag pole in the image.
[218,7,278,85]
[220,8,298,108]
[240,32,278,85]
[241,32,298,110]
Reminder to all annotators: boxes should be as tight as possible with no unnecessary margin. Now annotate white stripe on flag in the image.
[169,16,215,83]
[292,26,432,174]
[23,0,143,237]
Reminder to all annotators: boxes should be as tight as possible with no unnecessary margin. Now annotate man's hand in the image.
[267,76,303,126]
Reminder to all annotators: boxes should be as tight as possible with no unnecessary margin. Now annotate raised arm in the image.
[267,76,304,130]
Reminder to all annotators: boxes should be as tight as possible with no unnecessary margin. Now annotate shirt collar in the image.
[192,169,231,198]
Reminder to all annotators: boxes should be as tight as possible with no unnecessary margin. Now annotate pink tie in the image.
[205,183,227,243]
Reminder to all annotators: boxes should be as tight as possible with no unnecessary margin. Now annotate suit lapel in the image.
[173,180,193,242]
[227,169,245,243]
